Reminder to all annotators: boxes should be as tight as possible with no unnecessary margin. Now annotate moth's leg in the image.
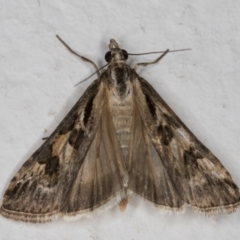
[56,35,100,77]
[134,49,169,70]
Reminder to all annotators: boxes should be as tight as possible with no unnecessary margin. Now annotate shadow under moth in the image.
[1,38,240,223]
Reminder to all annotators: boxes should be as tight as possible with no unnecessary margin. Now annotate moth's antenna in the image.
[128,48,191,56]
[56,35,100,78]
[74,63,109,86]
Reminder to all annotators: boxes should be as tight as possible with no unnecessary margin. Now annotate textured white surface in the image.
[0,0,240,239]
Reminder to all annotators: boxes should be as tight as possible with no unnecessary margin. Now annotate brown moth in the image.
[1,39,240,223]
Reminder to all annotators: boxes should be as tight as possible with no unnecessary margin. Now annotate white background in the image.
[0,0,240,239]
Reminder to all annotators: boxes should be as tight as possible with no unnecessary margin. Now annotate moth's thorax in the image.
[107,63,132,101]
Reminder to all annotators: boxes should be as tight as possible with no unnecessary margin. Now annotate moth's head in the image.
[105,39,128,63]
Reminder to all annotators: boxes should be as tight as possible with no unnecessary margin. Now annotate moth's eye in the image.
[122,49,128,60]
[105,51,111,63]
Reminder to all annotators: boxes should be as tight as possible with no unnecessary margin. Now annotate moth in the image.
[1,38,240,223]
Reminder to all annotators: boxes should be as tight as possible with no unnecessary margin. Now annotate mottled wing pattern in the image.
[0,79,126,222]
[132,73,240,213]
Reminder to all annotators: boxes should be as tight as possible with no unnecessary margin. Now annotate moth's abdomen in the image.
[108,83,134,160]
[113,115,132,159]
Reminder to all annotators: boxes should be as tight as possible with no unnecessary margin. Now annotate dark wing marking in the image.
[132,73,240,213]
